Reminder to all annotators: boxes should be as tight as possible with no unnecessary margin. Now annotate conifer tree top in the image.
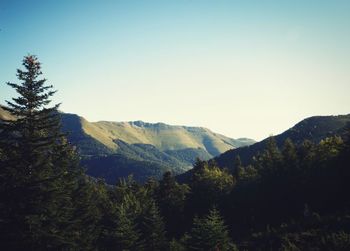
[5,55,58,116]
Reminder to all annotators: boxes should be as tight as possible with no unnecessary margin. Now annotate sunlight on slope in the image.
[81,118,118,150]
[0,107,253,156]
[80,118,249,156]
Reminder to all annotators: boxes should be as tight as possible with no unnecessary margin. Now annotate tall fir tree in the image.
[140,200,167,251]
[0,55,81,250]
[233,155,243,180]
[115,199,143,251]
[257,136,283,178]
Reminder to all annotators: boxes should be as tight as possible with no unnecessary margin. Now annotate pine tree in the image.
[0,55,81,250]
[298,140,316,169]
[70,176,104,250]
[188,161,235,217]
[140,200,167,251]
[282,138,299,175]
[233,155,243,180]
[187,208,236,251]
[282,139,297,165]
[257,136,283,177]
[192,158,207,183]
[115,200,143,251]
[156,171,189,237]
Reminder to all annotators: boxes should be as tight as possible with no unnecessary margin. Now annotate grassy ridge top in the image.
[0,106,254,156]
[81,118,254,156]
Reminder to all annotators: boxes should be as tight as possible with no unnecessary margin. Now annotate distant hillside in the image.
[214,114,350,170]
[59,113,254,183]
[60,113,114,155]
[68,118,254,156]
[59,113,196,182]
[1,107,254,183]
[177,114,350,183]
[59,113,254,156]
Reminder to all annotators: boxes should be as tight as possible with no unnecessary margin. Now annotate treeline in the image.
[0,56,350,250]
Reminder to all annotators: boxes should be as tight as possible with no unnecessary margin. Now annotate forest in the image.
[0,56,349,250]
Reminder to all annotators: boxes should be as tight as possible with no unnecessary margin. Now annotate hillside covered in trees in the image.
[213,114,350,171]
[0,56,349,250]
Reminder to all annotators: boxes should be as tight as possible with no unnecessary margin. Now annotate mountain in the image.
[61,115,254,156]
[60,113,254,183]
[214,114,350,170]
[0,106,255,183]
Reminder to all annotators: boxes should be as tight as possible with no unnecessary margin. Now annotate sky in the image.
[0,0,349,141]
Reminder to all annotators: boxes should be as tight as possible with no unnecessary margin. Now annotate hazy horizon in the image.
[1,0,349,141]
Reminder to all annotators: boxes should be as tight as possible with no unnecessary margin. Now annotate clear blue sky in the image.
[1,0,349,140]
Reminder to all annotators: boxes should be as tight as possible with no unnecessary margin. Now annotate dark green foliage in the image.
[187,159,235,217]
[245,213,350,250]
[70,176,105,250]
[169,238,187,251]
[82,140,194,184]
[95,176,168,251]
[281,138,299,175]
[156,171,190,237]
[214,114,350,171]
[255,136,283,177]
[165,147,213,164]
[83,154,174,184]
[140,200,167,251]
[115,201,143,251]
[187,208,236,251]
[233,155,243,179]
[226,134,350,249]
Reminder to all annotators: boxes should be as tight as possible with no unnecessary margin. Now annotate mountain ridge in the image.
[176,113,350,183]
[1,106,255,183]
[61,112,255,156]
[214,113,350,170]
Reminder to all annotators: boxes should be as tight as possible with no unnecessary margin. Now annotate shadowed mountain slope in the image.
[214,114,350,170]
